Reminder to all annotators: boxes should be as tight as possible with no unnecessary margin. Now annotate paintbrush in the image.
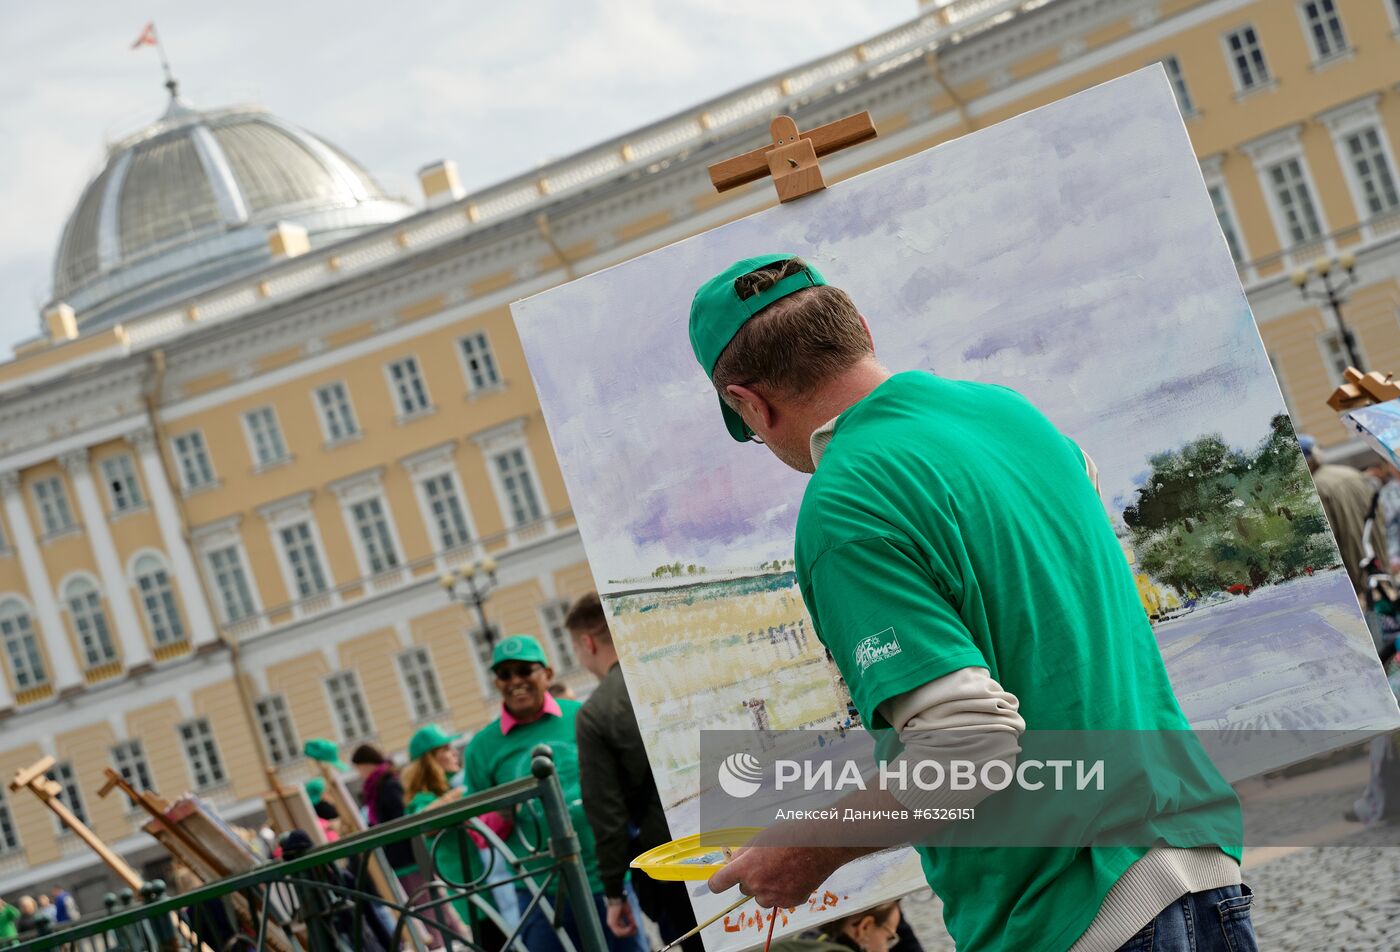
[762,906,779,952]
[655,892,754,952]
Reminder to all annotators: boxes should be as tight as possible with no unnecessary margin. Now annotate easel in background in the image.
[262,769,327,845]
[708,112,878,203]
[9,757,216,952]
[1327,367,1400,412]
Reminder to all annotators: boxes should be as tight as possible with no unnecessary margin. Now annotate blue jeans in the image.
[1116,885,1258,951]
[514,885,647,952]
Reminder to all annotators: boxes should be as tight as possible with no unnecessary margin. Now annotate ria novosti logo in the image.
[717,752,764,799]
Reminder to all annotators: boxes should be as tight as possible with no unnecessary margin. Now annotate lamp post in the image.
[441,557,499,645]
[1291,251,1363,372]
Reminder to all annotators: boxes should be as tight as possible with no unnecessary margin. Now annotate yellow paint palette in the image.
[630,827,762,881]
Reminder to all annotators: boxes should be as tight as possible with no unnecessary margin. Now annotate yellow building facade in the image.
[2,0,1398,900]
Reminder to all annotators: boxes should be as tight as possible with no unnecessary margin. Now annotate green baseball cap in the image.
[408,723,462,762]
[302,738,349,772]
[304,777,325,805]
[689,254,827,441]
[490,634,549,669]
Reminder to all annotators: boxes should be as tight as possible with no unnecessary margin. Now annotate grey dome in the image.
[52,99,413,330]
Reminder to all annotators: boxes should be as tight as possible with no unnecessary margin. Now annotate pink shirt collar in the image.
[500,693,562,735]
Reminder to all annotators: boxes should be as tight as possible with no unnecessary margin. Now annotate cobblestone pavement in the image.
[893,751,1400,952]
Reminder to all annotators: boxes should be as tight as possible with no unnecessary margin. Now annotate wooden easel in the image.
[1327,366,1400,411]
[708,112,878,203]
[10,757,215,952]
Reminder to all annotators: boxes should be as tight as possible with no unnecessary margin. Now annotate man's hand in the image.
[605,898,638,937]
[707,845,854,909]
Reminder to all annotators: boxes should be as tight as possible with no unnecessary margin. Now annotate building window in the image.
[539,600,577,671]
[350,497,400,574]
[314,382,360,443]
[33,477,75,535]
[1300,0,1347,60]
[494,448,544,526]
[387,357,432,417]
[0,790,20,854]
[134,554,185,646]
[64,577,118,668]
[206,545,257,623]
[47,762,87,826]
[1390,0,1400,31]
[469,624,503,686]
[178,718,227,790]
[255,695,300,766]
[172,432,216,491]
[1343,127,1400,217]
[0,598,46,690]
[279,522,330,598]
[1160,56,1195,116]
[1224,25,1270,90]
[422,474,472,550]
[1208,185,1245,263]
[243,407,288,467]
[111,739,155,794]
[1267,158,1324,245]
[1320,332,1367,384]
[101,455,144,513]
[459,332,502,392]
[325,671,374,742]
[398,646,447,721]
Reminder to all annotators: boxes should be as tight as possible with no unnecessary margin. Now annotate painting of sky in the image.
[515,67,1282,585]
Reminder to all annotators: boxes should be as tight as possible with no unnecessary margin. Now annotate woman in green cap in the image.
[403,724,507,951]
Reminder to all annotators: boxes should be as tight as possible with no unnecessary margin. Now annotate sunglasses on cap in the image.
[493,662,543,681]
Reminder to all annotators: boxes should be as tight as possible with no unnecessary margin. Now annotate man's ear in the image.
[724,383,776,431]
[857,312,875,351]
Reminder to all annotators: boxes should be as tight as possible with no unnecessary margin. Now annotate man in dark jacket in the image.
[568,593,701,951]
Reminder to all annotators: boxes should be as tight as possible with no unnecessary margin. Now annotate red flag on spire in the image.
[131,22,158,50]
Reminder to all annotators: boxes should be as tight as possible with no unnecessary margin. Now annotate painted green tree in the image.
[1122,414,1336,593]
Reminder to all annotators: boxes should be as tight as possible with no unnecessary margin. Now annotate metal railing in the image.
[10,747,605,952]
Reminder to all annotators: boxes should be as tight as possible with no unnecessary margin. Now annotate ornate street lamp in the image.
[441,557,499,646]
[1291,251,1362,372]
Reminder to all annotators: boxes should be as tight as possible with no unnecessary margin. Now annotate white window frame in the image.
[396,645,448,722]
[456,331,504,395]
[100,454,146,515]
[171,430,217,493]
[1199,155,1250,265]
[193,516,262,628]
[1158,55,1196,117]
[177,717,228,791]
[32,475,76,536]
[324,669,376,743]
[1221,24,1272,94]
[130,550,187,647]
[538,599,578,672]
[1388,0,1400,34]
[242,405,290,470]
[1296,0,1348,63]
[1317,331,1369,385]
[1318,96,1400,222]
[258,493,336,611]
[384,355,434,420]
[255,694,301,766]
[329,469,406,579]
[1240,126,1329,251]
[312,381,361,447]
[111,739,155,793]
[47,761,88,827]
[61,572,119,669]
[0,595,48,691]
[467,622,503,693]
[471,419,550,536]
[0,788,21,854]
[401,442,478,556]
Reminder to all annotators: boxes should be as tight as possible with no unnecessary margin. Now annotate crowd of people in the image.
[0,888,78,946]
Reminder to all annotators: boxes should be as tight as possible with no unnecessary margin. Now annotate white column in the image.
[0,471,83,694]
[58,449,153,670]
[130,428,220,648]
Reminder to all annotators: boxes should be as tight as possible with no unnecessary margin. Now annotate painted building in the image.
[3,0,1398,903]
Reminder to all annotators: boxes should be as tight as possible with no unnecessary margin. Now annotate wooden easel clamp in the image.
[708,112,878,204]
[1326,366,1400,411]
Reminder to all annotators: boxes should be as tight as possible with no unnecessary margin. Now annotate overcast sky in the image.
[0,0,918,353]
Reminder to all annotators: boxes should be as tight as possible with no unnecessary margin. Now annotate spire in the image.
[131,22,181,106]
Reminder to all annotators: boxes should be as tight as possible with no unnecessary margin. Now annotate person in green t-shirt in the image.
[0,897,20,947]
[689,255,1254,952]
[463,635,645,952]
